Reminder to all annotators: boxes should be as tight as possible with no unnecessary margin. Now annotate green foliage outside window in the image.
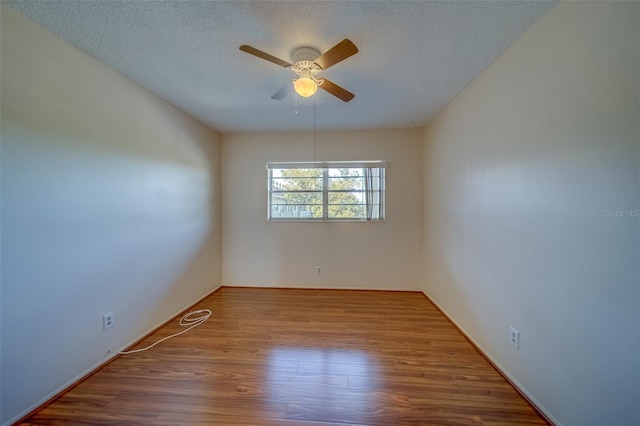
[277,168,365,219]
[280,168,323,218]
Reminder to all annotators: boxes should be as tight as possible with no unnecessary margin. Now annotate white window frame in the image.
[267,161,388,222]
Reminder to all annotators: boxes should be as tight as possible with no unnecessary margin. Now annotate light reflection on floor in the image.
[265,347,377,422]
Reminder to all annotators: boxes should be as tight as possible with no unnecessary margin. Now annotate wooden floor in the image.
[23,288,547,425]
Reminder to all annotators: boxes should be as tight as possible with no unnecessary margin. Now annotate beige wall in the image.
[422,2,639,425]
[4,1,639,425]
[222,128,423,290]
[1,6,222,424]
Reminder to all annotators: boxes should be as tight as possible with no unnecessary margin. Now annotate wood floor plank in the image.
[22,288,548,425]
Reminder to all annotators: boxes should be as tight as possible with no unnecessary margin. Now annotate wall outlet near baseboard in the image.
[315,266,323,276]
[103,312,114,331]
[509,326,520,350]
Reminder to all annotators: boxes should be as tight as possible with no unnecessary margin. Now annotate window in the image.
[267,161,387,221]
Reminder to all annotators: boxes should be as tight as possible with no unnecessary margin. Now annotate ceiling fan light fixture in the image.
[240,40,357,102]
[294,76,317,97]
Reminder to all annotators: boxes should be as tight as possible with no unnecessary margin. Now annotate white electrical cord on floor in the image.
[119,309,212,355]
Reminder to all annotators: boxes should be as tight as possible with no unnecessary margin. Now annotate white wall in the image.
[0,6,222,424]
[222,128,423,290]
[0,5,4,419]
[422,2,639,425]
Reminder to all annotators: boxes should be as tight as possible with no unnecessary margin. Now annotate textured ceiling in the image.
[6,1,554,133]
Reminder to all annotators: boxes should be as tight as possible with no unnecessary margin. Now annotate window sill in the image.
[267,218,385,223]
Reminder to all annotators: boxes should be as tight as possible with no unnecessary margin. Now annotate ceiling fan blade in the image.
[239,45,292,68]
[271,82,292,100]
[314,39,358,70]
[319,78,355,102]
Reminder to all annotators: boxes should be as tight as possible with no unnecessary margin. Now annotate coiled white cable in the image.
[119,309,212,355]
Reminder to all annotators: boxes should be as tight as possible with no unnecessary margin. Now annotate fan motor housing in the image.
[291,47,320,64]
[291,47,323,74]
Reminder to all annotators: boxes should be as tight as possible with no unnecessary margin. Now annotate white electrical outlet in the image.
[315,266,323,275]
[509,327,520,350]
[103,312,114,331]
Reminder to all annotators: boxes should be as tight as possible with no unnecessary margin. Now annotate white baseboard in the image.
[5,284,222,426]
[10,286,550,426]
[421,290,559,426]
[221,283,421,292]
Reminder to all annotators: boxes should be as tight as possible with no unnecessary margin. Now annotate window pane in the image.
[328,168,363,177]
[328,168,364,191]
[328,191,364,205]
[273,168,323,190]
[268,164,384,221]
[328,177,364,190]
[273,191,322,205]
[328,204,366,219]
[271,204,321,219]
[272,177,323,191]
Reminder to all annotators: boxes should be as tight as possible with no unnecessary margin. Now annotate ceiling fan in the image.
[239,39,358,102]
